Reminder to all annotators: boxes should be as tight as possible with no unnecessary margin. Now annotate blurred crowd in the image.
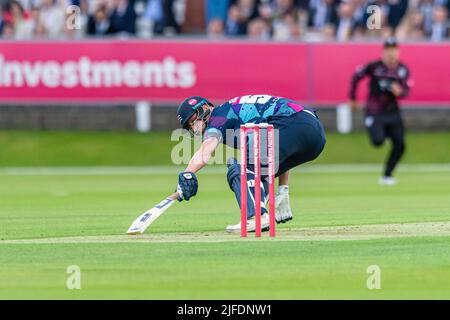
[0,0,448,41]
[0,0,186,39]
[208,0,450,41]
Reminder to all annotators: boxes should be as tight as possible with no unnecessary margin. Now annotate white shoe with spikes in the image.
[226,213,270,233]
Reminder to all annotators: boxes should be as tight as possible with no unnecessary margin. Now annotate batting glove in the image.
[176,172,198,202]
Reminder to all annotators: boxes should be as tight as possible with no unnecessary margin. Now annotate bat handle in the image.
[168,192,180,201]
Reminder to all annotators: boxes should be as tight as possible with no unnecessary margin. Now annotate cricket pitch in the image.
[2,221,450,244]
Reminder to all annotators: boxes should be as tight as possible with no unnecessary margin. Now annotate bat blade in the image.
[126,194,177,235]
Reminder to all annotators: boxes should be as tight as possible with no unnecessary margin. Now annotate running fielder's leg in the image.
[225,157,270,233]
[366,115,386,148]
[365,114,398,185]
[384,114,406,180]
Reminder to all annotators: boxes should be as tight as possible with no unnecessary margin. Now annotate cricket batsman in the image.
[174,94,326,233]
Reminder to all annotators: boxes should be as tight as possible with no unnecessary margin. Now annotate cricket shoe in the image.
[226,213,270,233]
[275,186,293,224]
[379,176,397,186]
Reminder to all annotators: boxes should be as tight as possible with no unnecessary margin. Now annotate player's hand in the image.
[176,172,198,202]
[391,82,403,96]
[349,100,360,112]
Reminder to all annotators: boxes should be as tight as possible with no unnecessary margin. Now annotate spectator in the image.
[74,0,90,33]
[273,11,302,39]
[359,0,390,38]
[322,22,336,38]
[297,7,309,29]
[429,5,449,40]
[387,0,408,30]
[221,0,259,36]
[142,0,163,34]
[258,0,273,20]
[236,0,259,24]
[63,1,88,39]
[258,0,296,22]
[2,22,14,38]
[34,20,47,37]
[144,0,181,35]
[396,9,426,40]
[0,6,3,35]
[247,17,271,39]
[351,0,368,28]
[14,1,36,11]
[87,4,113,36]
[8,0,33,39]
[110,0,137,35]
[308,0,339,30]
[39,0,66,38]
[352,24,367,39]
[274,0,297,15]
[419,0,434,33]
[161,0,182,34]
[335,1,355,41]
[295,0,312,10]
[0,0,447,42]
[207,18,225,38]
[225,4,247,35]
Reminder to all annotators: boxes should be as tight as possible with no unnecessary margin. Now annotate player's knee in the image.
[394,141,406,154]
[371,138,384,147]
[368,128,384,146]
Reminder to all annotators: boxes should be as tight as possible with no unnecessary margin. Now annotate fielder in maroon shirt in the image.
[349,38,410,185]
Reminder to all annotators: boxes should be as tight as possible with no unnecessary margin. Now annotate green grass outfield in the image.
[1,166,450,299]
[0,131,449,166]
[1,131,449,299]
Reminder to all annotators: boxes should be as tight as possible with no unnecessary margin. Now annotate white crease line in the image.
[2,221,450,244]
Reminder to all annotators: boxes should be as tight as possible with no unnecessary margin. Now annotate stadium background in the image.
[0,0,449,132]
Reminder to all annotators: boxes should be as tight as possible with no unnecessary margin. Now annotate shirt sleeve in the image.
[398,65,410,98]
[349,62,374,100]
[204,127,223,143]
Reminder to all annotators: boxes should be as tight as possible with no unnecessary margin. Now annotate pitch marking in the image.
[1,221,450,244]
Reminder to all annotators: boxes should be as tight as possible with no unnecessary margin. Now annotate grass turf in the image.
[0,131,449,166]
[1,168,449,299]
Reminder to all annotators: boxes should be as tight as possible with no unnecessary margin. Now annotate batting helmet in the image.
[176,96,214,130]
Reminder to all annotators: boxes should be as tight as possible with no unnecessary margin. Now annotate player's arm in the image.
[176,137,220,202]
[185,137,220,173]
[349,63,372,110]
[391,66,410,98]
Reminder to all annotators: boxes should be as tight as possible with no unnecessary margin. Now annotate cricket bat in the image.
[126,192,179,235]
